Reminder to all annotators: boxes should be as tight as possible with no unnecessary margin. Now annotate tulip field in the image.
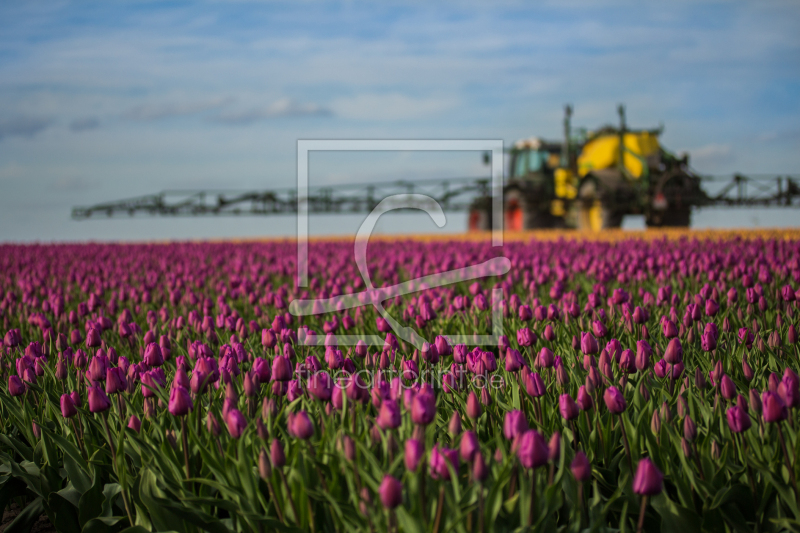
[3,231,800,532]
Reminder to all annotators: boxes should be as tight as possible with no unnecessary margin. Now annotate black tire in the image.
[504,188,552,230]
[647,209,691,227]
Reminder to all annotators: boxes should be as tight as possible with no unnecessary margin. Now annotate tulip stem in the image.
[691,442,705,481]
[432,485,445,533]
[264,478,285,524]
[777,423,799,507]
[180,417,191,482]
[102,412,134,527]
[278,469,299,525]
[739,437,756,498]
[528,471,537,527]
[619,416,634,475]
[478,482,484,533]
[71,419,87,460]
[636,495,648,533]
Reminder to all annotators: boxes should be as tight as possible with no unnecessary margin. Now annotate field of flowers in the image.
[1,231,800,532]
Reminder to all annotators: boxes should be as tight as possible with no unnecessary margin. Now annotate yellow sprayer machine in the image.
[469,105,708,231]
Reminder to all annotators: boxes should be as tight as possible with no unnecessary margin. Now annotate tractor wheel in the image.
[468,206,491,231]
[646,209,691,228]
[504,188,552,230]
[577,180,622,232]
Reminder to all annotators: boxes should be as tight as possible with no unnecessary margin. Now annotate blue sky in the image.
[1,1,799,241]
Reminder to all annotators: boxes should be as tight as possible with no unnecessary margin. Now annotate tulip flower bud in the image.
[559,394,579,421]
[726,404,751,433]
[603,386,626,414]
[711,441,721,460]
[571,451,591,481]
[517,430,548,469]
[694,367,706,389]
[720,375,736,400]
[448,412,462,437]
[207,412,222,436]
[8,376,25,397]
[410,391,436,426]
[677,396,688,418]
[165,429,178,450]
[503,410,528,440]
[663,338,683,365]
[659,401,672,423]
[459,430,479,462]
[580,332,598,355]
[548,432,561,462]
[650,410,661,434]
[466,391,482,419]
[261,440,284,471]
[683,415,697,441]
[377,399,401,430]
[128,415,141,433]
[632,458,663,495]
[473,452,489,482]
[288,411,314,439]
[681,438,692,458]
[60,393,78,418]
[404,438,424,471]
[577,386,593,410]
[379,475,403,509]
[762,391,788,423]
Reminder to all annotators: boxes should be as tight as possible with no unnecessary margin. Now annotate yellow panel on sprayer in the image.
[577,132,660,179]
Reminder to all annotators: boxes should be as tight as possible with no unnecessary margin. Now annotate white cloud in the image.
[331,93,457,121]
[123,97,233,121]
[0,116,53,140]
[211,98,332,124]
[689,143,734,167]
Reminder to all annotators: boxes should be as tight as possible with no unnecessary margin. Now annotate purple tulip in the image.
[559,394,579,421]
[410,390,436,425]
[88,386,111,413]
[460,430,479,462]
[571,451,591,481]
[517,430,549,469]
[762,391,788,423]
[577,385,593,410]
[225,409,247,438]
[168,385,193,416]
[632,458,663,495]
[379,475,402,509]
[128,415,141,433]
[720,375,737,400]
[405,439,425,471]
[603,386,626,414]
[105,367,127,395]
[517,327,536,347]
[429,445,458,480]
[288,411,314,440]
[377,399,402,429]
[271,439,286,467]
[580,332,598,355]
[663,338,683,364]
[60,393,77,418]
[726,404,751,433]
[503,410,528,440]
[271,356,293,382]
[466,391,482,419]
[8,376,25,397]
[143,343,164,367]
